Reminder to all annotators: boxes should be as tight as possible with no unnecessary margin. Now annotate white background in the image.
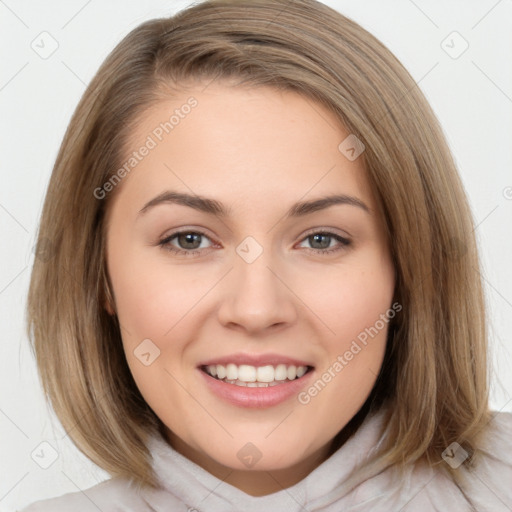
[1,0,511,510]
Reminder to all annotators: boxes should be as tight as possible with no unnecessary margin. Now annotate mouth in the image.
[199,363,314,387]
[197,355,316,408]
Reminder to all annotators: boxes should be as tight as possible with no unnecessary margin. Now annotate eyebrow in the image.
[138,191,370,218]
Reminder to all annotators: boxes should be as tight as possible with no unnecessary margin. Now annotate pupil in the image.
[311,234,330,249]
[179,233,200,249]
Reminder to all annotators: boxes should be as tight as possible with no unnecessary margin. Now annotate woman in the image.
[22,0,512,510]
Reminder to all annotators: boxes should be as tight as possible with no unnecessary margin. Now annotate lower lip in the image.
[198,368,315,408]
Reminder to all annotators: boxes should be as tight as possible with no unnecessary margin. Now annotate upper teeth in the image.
[206,364,308,382]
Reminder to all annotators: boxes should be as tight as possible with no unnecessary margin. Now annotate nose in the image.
[216,246,298,335]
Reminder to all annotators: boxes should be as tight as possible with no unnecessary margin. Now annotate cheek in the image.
[108,246,193,338]
[108,254,192,413]
[306,258,394,341]
[306,257,394,387]
[107,247,208,390]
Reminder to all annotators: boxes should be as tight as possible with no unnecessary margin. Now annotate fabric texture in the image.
[19,407,512,511]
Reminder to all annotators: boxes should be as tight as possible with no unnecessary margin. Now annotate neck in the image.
[164,429,334,497]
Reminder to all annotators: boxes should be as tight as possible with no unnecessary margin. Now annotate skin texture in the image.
[104,82,395,496]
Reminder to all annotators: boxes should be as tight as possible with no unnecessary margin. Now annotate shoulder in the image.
[424,410,512,510]
[351,410,512,511]
[17,477,150,512]
[475,409,512,467]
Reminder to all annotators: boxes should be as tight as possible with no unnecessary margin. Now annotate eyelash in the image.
[157,229,351,257]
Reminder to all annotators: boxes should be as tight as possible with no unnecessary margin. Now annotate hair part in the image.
[27,0,491,500]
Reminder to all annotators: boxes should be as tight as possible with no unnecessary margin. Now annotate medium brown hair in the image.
[27,0,491,501]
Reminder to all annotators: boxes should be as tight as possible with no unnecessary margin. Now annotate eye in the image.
[158,230,215,257]
[297,231,351,255]
[158,229,352,257]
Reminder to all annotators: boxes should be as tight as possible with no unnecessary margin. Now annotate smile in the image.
[202,363,312,387]
[198,361,315,408]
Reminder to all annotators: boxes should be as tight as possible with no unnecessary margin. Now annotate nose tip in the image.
[216,247,297,334]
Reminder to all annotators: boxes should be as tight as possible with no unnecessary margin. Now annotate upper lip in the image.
[198,352,314,368]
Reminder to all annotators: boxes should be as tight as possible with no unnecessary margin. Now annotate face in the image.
[105,81,395,493]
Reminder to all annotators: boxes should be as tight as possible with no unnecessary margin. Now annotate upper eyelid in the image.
[161,228,217,244]
[161,228,351,246]
[300,226,351,239]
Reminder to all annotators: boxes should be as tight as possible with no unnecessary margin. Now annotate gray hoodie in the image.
[19,407,512,511]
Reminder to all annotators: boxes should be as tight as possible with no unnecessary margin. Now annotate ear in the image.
[104,297,115,316]
[101,268,116,316]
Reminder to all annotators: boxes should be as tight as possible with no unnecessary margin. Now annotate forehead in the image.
[109,82,376,218]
